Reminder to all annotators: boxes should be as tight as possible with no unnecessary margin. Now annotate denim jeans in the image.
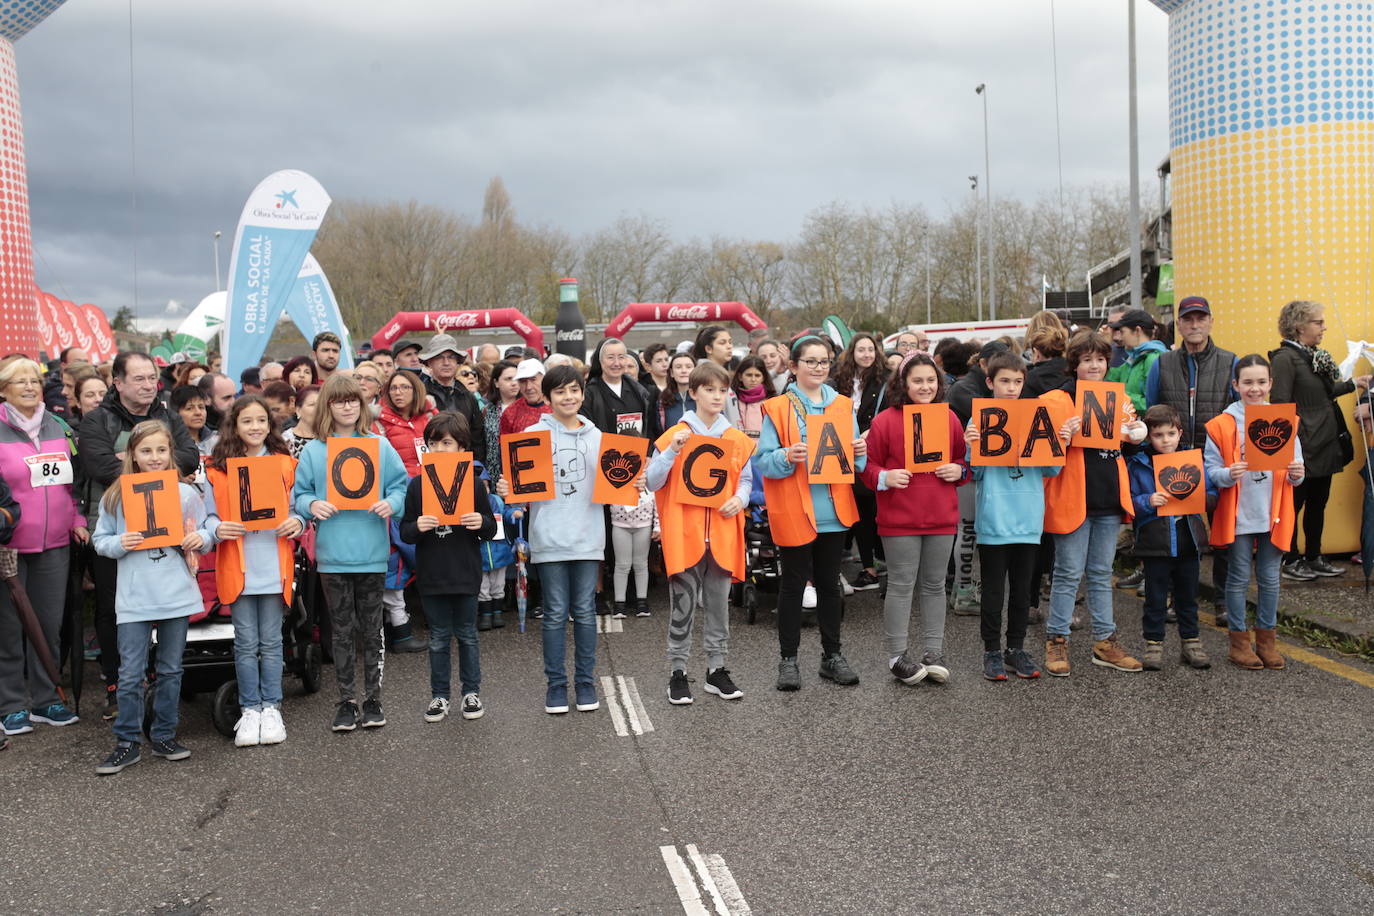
[229,594,285,710]
[536,560,599,689]
[114,616,189,744]
[1048,514,1122,640]
[1227,533,1282,631]
[424,593,480,698]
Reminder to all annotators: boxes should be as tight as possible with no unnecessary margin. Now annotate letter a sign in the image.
[806,414,855,484]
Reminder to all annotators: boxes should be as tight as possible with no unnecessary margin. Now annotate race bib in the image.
[414,438,429,458]
[26,452,72,488]
[492,516,505,542]
[615,412,644,437]
[194,454,207,485]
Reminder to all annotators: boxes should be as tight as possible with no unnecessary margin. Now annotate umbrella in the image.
[2,556,67,707]
[514,515,529,634]
[1358,405,1374,589]
[63,557,85,714]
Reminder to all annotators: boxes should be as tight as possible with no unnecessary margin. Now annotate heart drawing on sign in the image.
[1248,418,1293,456]
[600,449,642,488]
[1159,464,1202,499]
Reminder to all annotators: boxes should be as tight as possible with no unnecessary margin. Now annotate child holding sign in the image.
[497,364,612,715]
[92,420,212,774]
[203,396,306,747]
[858,353,968,686]
[756,337,867,692]
[1040,331,1147,677]
[647,361,754,705]
[964,353,1067,682]
[1127,405,1214,671]
[292,374,409,733]
[399,412,496,723]
[1204,355,1305,670]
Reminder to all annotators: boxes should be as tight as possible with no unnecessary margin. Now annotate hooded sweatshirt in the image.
[1204,400,1304,537]
[92,481,212,623]
[1110,339,1168,414]
[291,432,410,574]
[524,412,605,563]
[646,410,754,503]
[755,382,868,534]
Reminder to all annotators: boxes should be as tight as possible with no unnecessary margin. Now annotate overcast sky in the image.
[15,0,1168,331]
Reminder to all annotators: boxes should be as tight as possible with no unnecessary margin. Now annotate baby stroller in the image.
[144,547,323,738]
[731,505,783,624]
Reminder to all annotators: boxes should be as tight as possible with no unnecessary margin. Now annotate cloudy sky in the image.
[15,0,1168,332]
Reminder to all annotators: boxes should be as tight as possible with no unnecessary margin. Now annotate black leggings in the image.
[777,531,845,658]
[1290,474,1333,560]
[851,485,880,570]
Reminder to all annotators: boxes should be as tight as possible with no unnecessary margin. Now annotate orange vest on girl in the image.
[759,394,859,547]
[1041,389,1134,534]
[652,424,756,581]
[205,454,298,607]
[1204,412,1296,550]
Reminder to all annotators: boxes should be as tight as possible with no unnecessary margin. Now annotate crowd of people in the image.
[0,298,1366,775]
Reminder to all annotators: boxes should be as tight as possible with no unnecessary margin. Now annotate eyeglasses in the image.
[896,342,919,352]
[458,369,476,378]
[798,358,833,370]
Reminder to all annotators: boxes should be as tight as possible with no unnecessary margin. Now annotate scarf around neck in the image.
[6,401,44,447]
[1286,338,1340,385]
[736,384,768,404]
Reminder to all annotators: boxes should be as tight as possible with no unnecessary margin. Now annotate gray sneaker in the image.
[776,656,801,691]
[1141,640,1165,671]
[819,652,859,686]
[920,652,951,684]
[1180,638,1212,669]
[889,652,927,685]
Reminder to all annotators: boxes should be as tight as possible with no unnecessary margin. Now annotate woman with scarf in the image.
[1270,300,1371,579]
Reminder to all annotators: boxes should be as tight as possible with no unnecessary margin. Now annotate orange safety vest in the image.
[1204,412,1295,550]
[652,424,756,581]
[1041,389,1134,534]
[205,454,298,607]
[758,394,860,547]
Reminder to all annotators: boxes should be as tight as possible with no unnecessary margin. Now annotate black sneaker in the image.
[635,599,651,618]
[148,738,191,761]
[776,656,801,691]
[102,684,118,722]
[1307,557,1344,577]
[921,652,951,684]
[96,742,140,775]
[460,693,484,720]
[1003,648,1041,679]
[668,670,693,705]
[360,699,387,728]
[890,652,927,685]
[1115,568,1145,589]
[983,650,1008,681]
[704,667,743,700]
[1282,559,1317,581]
[849,570,881,591]
[331,701,360,733]
[612,602,628,620]
[818,652,859,686]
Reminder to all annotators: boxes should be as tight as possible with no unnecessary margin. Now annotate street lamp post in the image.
[1127,0,1143,311]
[976,83,996,320]
[213,230,223,292]
[970,175,982,322]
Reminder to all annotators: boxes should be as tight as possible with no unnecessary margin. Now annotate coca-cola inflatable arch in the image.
[370,308,545,354]
[603,302,767,339]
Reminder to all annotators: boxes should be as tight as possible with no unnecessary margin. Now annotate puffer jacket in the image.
[0,407,82,552]
[374,403,438,477]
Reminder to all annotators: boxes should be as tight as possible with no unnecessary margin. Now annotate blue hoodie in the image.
[93,481,213,623]
[755,383,868,534]
[524,412,605,563]
[291,433,409,574]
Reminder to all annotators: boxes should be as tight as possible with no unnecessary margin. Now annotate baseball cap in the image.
[394,339,421,356]
[515,358,544,380]
[1108,308,1157,331]
[1176,296,1211,317]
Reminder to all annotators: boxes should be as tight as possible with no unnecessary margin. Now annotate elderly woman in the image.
[0,357,86,736]
[1270,300,1371,579]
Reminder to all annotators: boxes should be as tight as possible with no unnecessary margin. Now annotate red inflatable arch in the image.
[370,308,544,354]
[603,302,767,339]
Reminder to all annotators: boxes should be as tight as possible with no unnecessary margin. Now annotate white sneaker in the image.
[840,575,854,597]
[460,693,485,720]
[258,706,286,745]
[802,583,817,609]
[233,708,261,747]
[424,697,450,723]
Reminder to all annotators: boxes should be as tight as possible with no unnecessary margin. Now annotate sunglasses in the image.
[458,369,476,378]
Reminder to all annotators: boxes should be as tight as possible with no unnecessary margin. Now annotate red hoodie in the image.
[858,404,969,536]
[374,404,438,476]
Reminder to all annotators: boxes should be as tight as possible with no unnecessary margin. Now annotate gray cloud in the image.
[14,0,1169,329]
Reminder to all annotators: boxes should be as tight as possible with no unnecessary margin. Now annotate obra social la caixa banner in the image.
[222,169,332,381]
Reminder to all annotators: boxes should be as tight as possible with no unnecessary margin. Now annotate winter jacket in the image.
[1269,340,1356,478]
[858,403,969,537]
[398,474,497,595]
[77,388,200,512]
[500,398,551,440]
[0,477,20,544]
[1204,401,1304,547]
[422,373,486,463]
[522,413,606,563]
[0,407,81,552]
[374,403,438,477]
[581,374,653,439]
[1127,448,1213,558]
[1107,339,1167,413]
[1145,339,1237,450]
[290,432,410,574]
[1022,357,1069,399]
[947,366,989,426]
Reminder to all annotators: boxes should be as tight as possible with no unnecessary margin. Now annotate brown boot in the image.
[1252,628,1286,669]
[1227,630,1263,669]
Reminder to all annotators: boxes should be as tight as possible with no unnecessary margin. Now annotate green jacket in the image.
[1107,340,1168,413]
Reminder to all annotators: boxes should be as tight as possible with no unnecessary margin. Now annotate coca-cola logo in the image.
[87,314,113,354]
[512,318,533,335]
[556,329,584,340]
[666,305,711,321]
[47,302,72,347]
[436,312,480,330]
[35,300,51,338]
[67,307,92,349]
[386,321,402,338]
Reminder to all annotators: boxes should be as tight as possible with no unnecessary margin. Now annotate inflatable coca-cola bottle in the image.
[554,277,586,361]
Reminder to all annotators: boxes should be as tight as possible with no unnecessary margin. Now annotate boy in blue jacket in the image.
[1128,404,1214,670]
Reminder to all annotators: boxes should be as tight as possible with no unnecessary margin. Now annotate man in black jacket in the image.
[77,351,201,716]
[418,333,485,464]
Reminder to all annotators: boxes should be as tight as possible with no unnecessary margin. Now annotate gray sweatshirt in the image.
[524,413,605,563]
[1205,401,1304,537]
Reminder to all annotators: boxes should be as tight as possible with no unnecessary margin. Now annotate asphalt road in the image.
[5,576,1374,915]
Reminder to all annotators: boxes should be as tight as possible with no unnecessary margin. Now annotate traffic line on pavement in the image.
[1200,611,1374,690]
[660,845,751,915]
[596,616,623,633]
[600,675,654,736]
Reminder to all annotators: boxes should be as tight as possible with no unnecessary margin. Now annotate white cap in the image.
[515,357,544,380]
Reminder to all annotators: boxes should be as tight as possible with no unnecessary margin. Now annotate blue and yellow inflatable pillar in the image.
[1151,0,1374,551]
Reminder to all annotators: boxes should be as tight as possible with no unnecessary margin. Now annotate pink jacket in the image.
[0,408,81,552]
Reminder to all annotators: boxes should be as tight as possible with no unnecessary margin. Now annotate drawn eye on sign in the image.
[1153,448,1206,516]
[1242,404,1297,471]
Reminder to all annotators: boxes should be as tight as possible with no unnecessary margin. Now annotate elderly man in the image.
[394,339,422,371]
[313,332,342,381]
[500,357,551,437]
[419,333,484,458]
[476,343,501,367]
[259,361,284,384]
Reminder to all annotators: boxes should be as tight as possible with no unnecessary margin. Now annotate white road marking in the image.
[661,845,751,915]
[595,616,624,633]
[600,675,629,737]
[621,674,654,734]
[599,676,654,736]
